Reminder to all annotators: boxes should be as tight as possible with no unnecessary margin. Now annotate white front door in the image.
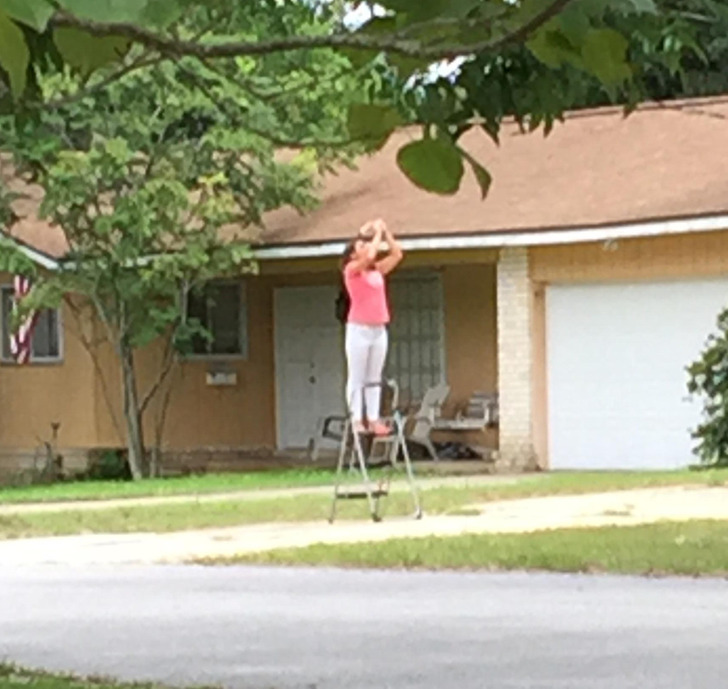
[546,277,728,470]
[274,285,345,449]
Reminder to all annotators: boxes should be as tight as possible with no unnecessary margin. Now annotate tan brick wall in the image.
[496,247,536,470]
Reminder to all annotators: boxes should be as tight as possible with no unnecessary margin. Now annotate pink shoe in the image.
[370,420,391,437]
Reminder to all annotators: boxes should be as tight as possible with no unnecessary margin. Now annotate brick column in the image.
[496,247,536,471]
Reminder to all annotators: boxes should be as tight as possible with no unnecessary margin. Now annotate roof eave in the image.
[6,212,728,271]
[254,213,728,261]
[0,231,60,271]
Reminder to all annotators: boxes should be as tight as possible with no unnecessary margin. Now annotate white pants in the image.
[345,323,388,423]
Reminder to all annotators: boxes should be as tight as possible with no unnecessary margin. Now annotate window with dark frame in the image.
[186,281,247,357]
[0,286,61,362]
[385,272,445,410]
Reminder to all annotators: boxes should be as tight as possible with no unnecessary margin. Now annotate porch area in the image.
[153,249,506,469]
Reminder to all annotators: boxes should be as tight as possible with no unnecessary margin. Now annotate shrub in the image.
[86,449,132,481]
[686,307,728,466]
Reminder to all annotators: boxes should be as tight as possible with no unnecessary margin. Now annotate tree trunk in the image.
[120,341,146,480]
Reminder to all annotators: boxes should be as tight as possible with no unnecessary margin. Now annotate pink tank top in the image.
[344,263,390,325]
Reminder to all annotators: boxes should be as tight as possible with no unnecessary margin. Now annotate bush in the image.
[85,449,132,481]
[686,307,728,466]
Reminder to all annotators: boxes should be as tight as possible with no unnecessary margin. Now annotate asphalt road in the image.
[1,565,727,689]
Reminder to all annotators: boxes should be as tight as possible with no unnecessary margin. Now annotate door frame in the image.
[273,284,342,450]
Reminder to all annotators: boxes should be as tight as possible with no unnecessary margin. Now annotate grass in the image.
[0,493,337,539]
[0,468,338,505]
[1,469,727,540]
[1,465,726,508]
[205,519,728,577]
[0,665,213,689]
[395,467,728,515]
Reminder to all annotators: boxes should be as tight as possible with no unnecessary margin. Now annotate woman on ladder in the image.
[341,218,403,436]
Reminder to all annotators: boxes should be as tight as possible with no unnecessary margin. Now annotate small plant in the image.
[686,307,728,467]
[86,450,132,482]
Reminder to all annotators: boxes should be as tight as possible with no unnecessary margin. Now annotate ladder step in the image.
[367,459,392,469]
[336,489,389,500]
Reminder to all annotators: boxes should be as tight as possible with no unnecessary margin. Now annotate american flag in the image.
[9,275,38,365]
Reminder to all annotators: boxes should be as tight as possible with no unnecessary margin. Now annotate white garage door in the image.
[546,277,728,470]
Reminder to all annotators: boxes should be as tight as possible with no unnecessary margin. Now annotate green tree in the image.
[0,5,367,479]
[0,0,719,199]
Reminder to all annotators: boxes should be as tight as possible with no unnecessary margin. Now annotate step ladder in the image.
[329,380,423,523]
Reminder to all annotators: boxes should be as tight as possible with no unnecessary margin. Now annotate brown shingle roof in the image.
[261,96,728,245]
[4,96,728,258]
[0,157,68,258]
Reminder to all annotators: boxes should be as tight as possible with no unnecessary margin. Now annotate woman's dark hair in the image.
[336,239,357,324]
[340,238,358,270]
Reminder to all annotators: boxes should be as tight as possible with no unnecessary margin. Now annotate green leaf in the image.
[581,28,632,86]
[57,0,149,23]
[347,103,403,147]
[140,0,183,29]
[396,137,464,196]
[580,0,656,16]
[626,0,657,12]
[459,148,492,199]
[0,10,29,98]
[389,53,432,80]
[527,24,582,69]
[342,16,395,68]
[53,27,130,76]
[378,0,481,22]
[0,0,53,31]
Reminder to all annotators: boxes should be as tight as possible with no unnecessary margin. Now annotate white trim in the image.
[253,214,728,260]
[19,245,59,271]
[0,238,59,271]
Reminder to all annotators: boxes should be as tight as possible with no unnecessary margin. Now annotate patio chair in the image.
[432,391,499,431]
[406,383,451,462]
[407,387,499,461]
[308,414,347,463]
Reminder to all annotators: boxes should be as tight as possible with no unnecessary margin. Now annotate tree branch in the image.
[139,332,177,415]
[50,0,575,62]
[653,98,728,120]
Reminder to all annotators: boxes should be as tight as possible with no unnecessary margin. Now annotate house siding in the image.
[442,263,498,449]
[0,283,97,476]
[530,230,728,283]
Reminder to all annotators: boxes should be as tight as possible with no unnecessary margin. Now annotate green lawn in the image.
[0,468,338,505]
[205,519,728,577]
[0,665,212,689]
[1,469,727,540]
[0,493,337,539]
[1,466,725,508]
[402,468,728,514]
